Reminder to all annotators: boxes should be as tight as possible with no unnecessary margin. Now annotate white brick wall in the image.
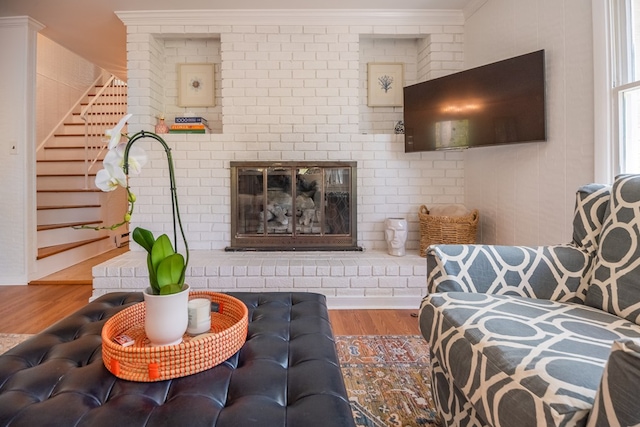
[122,18,465,254]
[102,11,467,306]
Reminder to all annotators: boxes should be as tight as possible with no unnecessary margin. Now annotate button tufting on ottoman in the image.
[0,292,355,427]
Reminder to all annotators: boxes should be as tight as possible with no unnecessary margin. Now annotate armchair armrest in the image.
[426,244,592,303]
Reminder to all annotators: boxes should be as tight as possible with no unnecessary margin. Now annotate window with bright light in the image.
[612,1,640,174]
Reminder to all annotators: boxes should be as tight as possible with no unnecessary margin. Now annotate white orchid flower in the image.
[111,143,148,175]
[105,113,132,150]
[95,161,127,192]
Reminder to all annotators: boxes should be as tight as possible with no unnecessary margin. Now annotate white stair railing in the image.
[80,75,128,189]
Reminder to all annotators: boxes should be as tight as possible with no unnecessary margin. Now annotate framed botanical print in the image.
[367,63,404,107]
[178,63,215,107]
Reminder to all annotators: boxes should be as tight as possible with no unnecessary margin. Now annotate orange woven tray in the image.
[101,291,248,382]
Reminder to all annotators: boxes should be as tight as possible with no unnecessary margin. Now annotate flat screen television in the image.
[403,50,546,152]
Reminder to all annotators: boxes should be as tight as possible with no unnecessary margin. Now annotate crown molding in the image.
[0,16,45,31]
[116,9,464,27]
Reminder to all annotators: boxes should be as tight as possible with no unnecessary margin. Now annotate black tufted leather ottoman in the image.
[0,292,355,427]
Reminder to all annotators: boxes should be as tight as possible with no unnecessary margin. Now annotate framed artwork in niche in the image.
[178,63,215,107]
[367,63,404,107]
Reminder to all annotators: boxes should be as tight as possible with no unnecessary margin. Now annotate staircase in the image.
[34,75,128,280]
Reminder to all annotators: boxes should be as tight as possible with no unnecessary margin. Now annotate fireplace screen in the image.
[228,161,359,251]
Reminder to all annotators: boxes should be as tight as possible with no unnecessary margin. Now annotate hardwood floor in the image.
[329,309,420,335]
[2,246,421,336]
[0,285,92,334]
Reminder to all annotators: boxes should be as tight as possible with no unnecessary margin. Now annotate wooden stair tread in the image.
[64,123,115,126]
[38,188,102,193]
[37,236,109,260]
[43,145,105,150]
[37,159,87,163]
[80,102,126,105]
[28,278,92,286]
[38,220,102,231]
[53,133,106,137]
[38,204,101,210]
[37,173,97,177]
[73,112,122,116]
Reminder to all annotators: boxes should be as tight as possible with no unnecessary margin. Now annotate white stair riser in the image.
[69,113,122,125]
[41,148,105,161]
[38,191,102,205]
[48,135,106,147]
[78,104,126,114]
[38,206,101,224]
[38,226,107,248]
[88,86,127,97]
[37,161,91,175]
[37,175,98,191]
[37,160,104,175]
[61,123,112,134]
[86,96,125,105]
[34,238,115,280]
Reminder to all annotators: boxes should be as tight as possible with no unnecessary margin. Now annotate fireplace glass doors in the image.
[228,161,359,251]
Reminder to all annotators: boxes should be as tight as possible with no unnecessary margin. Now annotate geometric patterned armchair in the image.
[419,175,640,427]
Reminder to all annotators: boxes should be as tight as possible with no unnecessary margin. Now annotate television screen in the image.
[403,50,546,152]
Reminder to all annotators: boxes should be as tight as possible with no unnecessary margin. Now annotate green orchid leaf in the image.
[159,283,184,295]
[146,254,160,294]
[150,234,175,272]
[132,227,155,254]
[156,253,186,289]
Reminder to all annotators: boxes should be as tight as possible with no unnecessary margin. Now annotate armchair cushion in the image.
[419,292,640,427]
[586,175,640,325]
[426,244,591,303]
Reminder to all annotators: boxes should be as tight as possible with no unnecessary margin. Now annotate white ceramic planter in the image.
[143,284,190,346]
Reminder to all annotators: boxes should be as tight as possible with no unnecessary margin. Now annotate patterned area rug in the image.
[0,333,33,354]
[335,335,439,427]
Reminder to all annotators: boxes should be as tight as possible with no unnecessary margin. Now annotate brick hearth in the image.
[92,250,427,309]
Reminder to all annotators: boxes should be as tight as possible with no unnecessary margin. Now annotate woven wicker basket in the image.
[101,291,248,382]
[418,205,479,257]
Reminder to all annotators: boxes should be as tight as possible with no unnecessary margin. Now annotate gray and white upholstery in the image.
[572,183,610,254]
[427,244,592,303]
[586,175,640,324]
[587,338,640,427]
[420,175,640,427]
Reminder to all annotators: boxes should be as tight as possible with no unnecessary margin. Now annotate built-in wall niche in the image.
[151,34,222,134]
[358,35,426,136]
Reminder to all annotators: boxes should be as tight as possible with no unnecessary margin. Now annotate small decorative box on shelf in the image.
[101,291,249,382]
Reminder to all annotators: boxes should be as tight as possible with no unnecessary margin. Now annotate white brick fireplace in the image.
[92,9,466,308]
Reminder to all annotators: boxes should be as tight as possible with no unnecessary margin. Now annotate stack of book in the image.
[169,116,209,134]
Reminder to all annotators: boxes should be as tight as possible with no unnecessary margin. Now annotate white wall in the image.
[118,11,467,254]
[0,17,42,285]
[36,34,103,145]
[464,0,594,246]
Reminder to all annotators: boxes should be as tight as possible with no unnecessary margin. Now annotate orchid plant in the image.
[83,114,189,295]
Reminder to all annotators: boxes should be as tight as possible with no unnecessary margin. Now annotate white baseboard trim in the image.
[326,295,422,310]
